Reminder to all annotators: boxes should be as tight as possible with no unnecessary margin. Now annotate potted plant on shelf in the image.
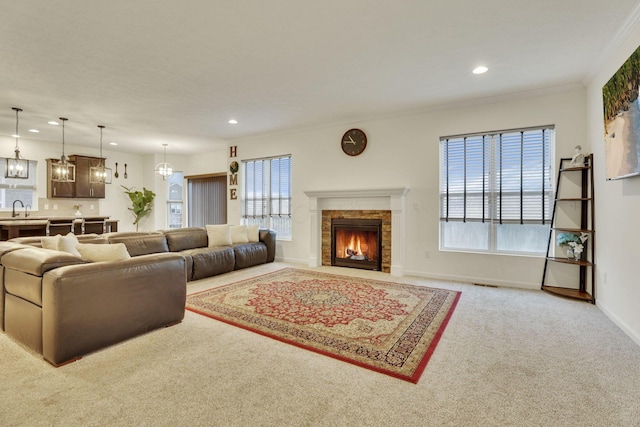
[122,186,156,231]
[556,232,589,261]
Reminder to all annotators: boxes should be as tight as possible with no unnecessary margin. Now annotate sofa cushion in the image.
[41,233,86,257]
[58,233,81,256]
[40,236,60,251]
[77,243,131,262]
[247,224,260,243]
[163,227,208,252]
[106,234,169,257]
[233,242,268,270]
[206,224,232,246]
[184,246,235,280]
[230,225,249,244]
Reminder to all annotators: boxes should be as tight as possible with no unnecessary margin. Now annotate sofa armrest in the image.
[259,228,277,263]
[1,247,86,276]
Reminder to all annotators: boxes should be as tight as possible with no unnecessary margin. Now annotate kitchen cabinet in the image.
[47,156,106,199]
[70,155,105,198]
[46,159,75,198]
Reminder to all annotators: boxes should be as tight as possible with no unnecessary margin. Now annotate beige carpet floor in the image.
[1,262,639,427]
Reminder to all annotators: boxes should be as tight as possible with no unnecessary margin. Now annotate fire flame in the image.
[344,234,368,257]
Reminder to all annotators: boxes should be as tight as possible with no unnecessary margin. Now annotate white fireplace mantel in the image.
[304,187,410,277]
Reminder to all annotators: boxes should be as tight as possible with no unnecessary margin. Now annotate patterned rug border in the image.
[186,268,461,383]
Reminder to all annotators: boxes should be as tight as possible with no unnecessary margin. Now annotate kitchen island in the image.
[0,216,118,240]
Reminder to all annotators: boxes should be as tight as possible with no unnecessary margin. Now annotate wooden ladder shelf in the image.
[541,154,595,303]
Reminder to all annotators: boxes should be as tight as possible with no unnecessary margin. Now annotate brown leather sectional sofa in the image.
[0,227,276,366]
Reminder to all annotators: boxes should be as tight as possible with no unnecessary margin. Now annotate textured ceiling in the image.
[0,1,638,154]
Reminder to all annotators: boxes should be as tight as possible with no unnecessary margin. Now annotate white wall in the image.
[586,19,640,345]
[231,86,587,289]
[147,148,229,230]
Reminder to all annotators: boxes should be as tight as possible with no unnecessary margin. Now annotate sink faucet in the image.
[12,200,24,218]
[25,204,31,217]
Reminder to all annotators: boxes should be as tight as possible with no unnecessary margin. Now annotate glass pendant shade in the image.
[51,117,76,182]
[90,125,112,184]
[6,107,30,179]
[155,143,173,180]
[90,166,112,184]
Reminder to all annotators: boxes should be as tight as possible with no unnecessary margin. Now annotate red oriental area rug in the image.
[186,268,460,383]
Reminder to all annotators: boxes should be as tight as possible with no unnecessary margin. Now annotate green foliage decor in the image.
[122,185,156,231]
[556,232,581,247]
[602,46,640,124]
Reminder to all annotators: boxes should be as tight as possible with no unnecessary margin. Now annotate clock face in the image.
[341,128,367,156]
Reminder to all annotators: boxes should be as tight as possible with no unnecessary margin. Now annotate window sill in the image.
[439,248,546,258]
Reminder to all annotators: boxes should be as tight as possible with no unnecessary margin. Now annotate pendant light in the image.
[6,107,30,179]
[154,143,173,180]
[51,117,76,182]
[90,125,112,184]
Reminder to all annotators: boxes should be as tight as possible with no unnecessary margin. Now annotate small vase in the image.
[566,248,574,260]
[75,210,82,217]
[573,250,583,262]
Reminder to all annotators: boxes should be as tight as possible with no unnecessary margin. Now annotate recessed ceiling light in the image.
[28,129,39,133]
[473,66,488,75]
[109,142,118,146]
[228,119,238,124]
[48,121,59,126]
[11,134,20,138]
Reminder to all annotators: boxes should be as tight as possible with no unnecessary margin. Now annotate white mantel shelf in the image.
[304,187,410,199]
[305,187,410,277]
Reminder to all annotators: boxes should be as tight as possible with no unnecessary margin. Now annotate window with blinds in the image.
[439,126,554,254]
[242,155,292,239]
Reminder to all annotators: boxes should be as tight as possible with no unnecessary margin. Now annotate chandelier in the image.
[6,107,30,179]
[50,117,76,182]
[90,125,112,184]
[154,143,173,180]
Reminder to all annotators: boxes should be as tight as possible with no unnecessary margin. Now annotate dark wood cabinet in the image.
[47,155,106,199]
[70,155,105,199]
[47,159,75,198]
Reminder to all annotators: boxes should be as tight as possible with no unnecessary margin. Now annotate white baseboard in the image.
[403,269,539,290]
[275,256,309,266]
[597,300,640,348]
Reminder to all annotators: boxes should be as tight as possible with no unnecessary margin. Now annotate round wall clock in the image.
[341,128,367,156]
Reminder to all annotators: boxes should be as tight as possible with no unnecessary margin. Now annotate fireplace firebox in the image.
[331,218,382,271]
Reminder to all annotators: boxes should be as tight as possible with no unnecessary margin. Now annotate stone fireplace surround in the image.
[304,188,410,277]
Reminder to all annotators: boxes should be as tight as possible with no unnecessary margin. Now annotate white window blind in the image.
[439,126,554,254]
[187,175,227,227]
[243,155,291,239]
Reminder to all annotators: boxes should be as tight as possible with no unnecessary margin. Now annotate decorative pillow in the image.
[206,224,232,247]
[230,225,249,244]
[58,233,81,257]
[41,235,61,250]
[40,233,81,257]
[76,243,131,262]
[247,224,260,243]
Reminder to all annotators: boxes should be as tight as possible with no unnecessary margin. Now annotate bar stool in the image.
[46,218,75,236]
[82,217,107,234]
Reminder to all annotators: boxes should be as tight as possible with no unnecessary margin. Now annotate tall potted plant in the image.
[122,185,156,231]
